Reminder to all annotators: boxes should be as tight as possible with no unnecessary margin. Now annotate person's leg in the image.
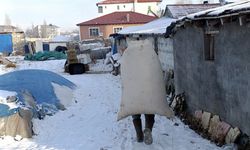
[132,114,143,142]
[144,114,155,145]
[145,114,155,131]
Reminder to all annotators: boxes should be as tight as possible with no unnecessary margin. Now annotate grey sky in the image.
[0,0,100,31]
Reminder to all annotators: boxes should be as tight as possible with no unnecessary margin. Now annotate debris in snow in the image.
[170,93,186,116]
[14,135,23,141]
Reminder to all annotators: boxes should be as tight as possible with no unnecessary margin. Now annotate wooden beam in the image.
[239,16,243,26]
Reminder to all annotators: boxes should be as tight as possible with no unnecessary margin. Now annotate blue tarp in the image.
[0,69,76,118]
[0,104,19,117]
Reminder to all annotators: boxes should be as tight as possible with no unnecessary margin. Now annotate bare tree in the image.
[41,20,48,38]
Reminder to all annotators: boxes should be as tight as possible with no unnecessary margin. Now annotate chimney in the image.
[126,14,130,22]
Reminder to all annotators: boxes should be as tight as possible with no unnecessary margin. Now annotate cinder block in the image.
[215,121,231,143]
[208,115,220,138]
[201,111,211,129]
[225,127,241,144]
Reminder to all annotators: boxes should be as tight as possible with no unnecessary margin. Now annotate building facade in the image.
[34,24,60,39]
[96,0,162,16]
[77,11,156,40]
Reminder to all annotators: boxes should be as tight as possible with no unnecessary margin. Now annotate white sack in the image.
[117,39,174,121]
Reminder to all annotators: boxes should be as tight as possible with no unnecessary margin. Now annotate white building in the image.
[96,0,162,16]
[34,24,60,39]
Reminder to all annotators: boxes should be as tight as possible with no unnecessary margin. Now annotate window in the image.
[117,5,120,10]
[114,27,123,33]
[204,33,215,61]
[89,28,99,37]
[123,5,126,8]
[98,6,103,13]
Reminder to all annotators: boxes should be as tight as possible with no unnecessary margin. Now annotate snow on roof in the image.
[184,0,250,19]
[119,17,176,35]
[77,11,157,26]
[165,4,221,19]
[52,35,71,42]
[165,0,250,37]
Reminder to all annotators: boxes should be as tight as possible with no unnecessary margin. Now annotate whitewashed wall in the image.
[98,2,160,16]
[49,42,67,51]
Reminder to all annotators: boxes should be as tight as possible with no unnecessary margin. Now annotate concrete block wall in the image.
[173,22,250,135]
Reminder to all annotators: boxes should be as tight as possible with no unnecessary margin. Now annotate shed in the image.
[0,32,25,54]
[165,0,250,136]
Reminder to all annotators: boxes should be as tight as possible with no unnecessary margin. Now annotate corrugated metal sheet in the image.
[165,4,220,19]
[0,34,13,53]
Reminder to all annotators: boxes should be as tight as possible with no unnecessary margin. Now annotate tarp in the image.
[24,51,66,61]
[0,69,75,118]
[0,69,76,138]
[117,39,174,120]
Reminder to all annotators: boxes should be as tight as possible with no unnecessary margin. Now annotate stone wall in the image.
[173,21,250,135]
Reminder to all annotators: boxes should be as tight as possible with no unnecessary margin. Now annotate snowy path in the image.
[0,58,231,150]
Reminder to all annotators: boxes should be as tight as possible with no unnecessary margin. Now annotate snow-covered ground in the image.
[0,57,235,150]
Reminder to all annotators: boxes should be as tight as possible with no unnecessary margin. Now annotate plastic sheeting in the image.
[24,51,66,61]
[0,69,75,118]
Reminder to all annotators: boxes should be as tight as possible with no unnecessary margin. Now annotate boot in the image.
[133,118,144,142]
[144,114,155,145]
[144,128,153,145]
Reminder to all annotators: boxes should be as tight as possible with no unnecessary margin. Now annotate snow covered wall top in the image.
[0,69,76,117]
[119,17,176,35]
[165,0,250,37]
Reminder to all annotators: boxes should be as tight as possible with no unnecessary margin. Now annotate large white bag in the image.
[117,39,174,121]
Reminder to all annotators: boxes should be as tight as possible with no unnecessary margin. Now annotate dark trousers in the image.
[132,114,155,131]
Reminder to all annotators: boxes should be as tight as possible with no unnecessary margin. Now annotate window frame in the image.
[113,27,123,33]
[89,27,100,37]
[204,33,215,61]
[98,6,103,13]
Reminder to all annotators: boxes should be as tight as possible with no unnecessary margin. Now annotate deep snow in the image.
[0,57,235,150]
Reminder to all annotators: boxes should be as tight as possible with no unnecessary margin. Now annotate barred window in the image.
[113,27,123,33]
[89,28,99,36]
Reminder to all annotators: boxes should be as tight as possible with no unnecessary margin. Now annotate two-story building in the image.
[33,24,60,39]
[96,0,162,16]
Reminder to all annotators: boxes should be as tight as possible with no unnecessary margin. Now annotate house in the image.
[96,0,162,16]
[165,0,250,136]
[77,11,157,40]
[0,25,21,33]
[33,24,60,39]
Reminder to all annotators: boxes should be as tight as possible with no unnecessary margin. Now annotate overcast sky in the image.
[0,0,100,31]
